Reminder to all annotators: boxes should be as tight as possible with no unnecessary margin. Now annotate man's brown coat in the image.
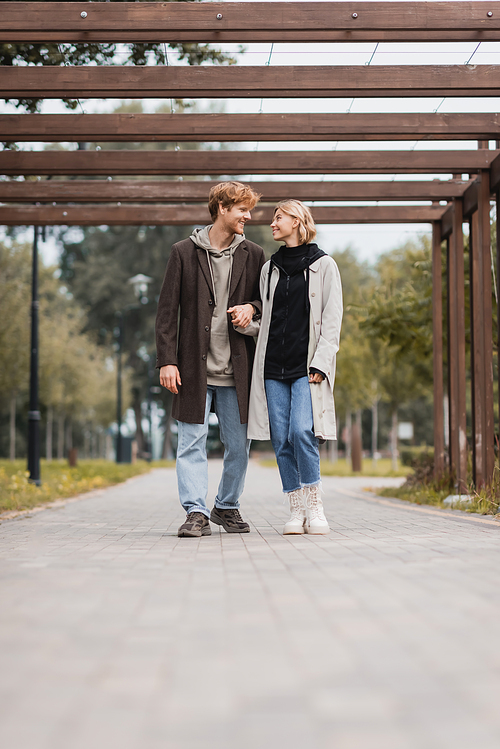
[155,237,266,424]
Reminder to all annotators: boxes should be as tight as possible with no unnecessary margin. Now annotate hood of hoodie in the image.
[190,225,246,255]
[189,226,245,386]
[271,243,326,274]
[190,225,246,307]
[266,243,327,309]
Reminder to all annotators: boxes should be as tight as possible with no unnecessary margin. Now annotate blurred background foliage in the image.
[2,227,467,465]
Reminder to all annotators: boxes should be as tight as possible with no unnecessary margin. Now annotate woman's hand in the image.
[309,372,324,384]
[228,303,254,329]
[160,365,182,394]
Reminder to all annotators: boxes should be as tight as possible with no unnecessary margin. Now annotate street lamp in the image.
[115,274,153,463]
[128,274,153,304]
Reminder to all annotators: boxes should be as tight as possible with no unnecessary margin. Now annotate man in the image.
[156,181,265,537]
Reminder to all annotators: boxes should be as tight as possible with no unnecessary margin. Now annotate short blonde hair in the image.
[274,200,317,244]
[208,181,261,222]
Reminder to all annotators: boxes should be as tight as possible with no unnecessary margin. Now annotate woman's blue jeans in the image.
[176,386,250,518]
[265,377,321,493]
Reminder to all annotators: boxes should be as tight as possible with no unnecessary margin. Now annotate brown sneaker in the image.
[210,507,250,533]
[177,512,212,537]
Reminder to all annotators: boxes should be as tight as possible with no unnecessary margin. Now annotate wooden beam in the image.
[4,3,500,43]
[4,65,500,99]
[7,113,500,143]
[0,150,496,176]
[0,204,445,227]
[497,188,500,450]
[440,203,454,239]
[432,222,446,479]
[447,199,468,492]
[0,179,469,204]
[462,179,480,218]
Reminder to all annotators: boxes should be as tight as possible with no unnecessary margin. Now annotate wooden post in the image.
[470,173,495,486]
[447,200,468,492]
[470,210,481,485]
[497,188,500,450]
[432,222,446,478]
[351,411,363,473]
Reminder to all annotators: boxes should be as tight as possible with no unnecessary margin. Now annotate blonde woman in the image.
[235,201,342,534]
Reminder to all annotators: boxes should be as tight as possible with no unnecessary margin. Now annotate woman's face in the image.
[270,210,300,244]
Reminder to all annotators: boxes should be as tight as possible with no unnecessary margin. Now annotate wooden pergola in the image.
[1,1,499,488]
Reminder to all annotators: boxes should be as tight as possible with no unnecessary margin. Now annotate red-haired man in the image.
[156,181,265,537]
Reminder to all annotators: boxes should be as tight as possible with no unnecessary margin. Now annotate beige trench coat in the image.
[238,254,343,441]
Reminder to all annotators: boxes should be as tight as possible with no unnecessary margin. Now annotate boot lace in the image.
[288,489,304,519]
[305,486,323,520]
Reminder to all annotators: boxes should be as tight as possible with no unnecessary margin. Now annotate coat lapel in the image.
[194,242,215,298]
[229,243,249,299]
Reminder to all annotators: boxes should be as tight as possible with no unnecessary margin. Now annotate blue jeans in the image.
[176,386,250,517]
[265,377,321,493]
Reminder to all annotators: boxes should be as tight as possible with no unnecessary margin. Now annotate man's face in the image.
[219,202,252,235]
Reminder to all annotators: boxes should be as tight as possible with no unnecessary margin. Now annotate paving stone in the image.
[0,460,499,749]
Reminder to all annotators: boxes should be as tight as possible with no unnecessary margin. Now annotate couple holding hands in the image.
[156,181,342,537]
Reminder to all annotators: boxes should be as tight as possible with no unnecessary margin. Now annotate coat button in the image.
[311,292,316,297]
[208,300,213,306]
[205,326,209,332]
[316,321,320,325]
[202,354,207,360]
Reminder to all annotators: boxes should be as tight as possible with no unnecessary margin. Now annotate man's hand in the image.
[227,303,254,329]
[160,365,182,394]
[309,372,324,384]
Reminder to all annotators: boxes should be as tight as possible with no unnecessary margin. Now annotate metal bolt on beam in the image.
[80,11,87,19]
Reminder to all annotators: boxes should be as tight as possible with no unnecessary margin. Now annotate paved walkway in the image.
[1,460,499,749]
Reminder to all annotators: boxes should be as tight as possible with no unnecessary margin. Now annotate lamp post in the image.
[27,225,41,484]
[115,310,124,463]
[115,274,153,463]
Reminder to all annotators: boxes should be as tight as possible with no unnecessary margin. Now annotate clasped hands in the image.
[227,303,254,329]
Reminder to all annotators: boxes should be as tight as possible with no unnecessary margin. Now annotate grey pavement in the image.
[1,459,500,749]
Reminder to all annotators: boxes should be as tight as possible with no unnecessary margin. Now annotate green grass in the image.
[260,457,411,478]
[150,460,176,469]
[377,478,500,516]
[377,484,450,508]
[0,459,154,514]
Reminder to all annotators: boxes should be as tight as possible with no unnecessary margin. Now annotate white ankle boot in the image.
[283,489,306,535]
[304,484,330,534]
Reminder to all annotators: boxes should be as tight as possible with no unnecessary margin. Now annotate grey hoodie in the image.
[190,226,246,387]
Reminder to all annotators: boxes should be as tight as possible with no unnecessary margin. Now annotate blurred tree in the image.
[39,281,128,460]
[330,247,376,456]
[356,237,436,466]
[0,238,125,459]
[0,240,31,459]
[59,220,192,456]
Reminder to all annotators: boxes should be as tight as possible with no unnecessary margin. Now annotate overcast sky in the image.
[2,3,499,262]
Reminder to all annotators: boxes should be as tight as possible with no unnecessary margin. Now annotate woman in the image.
[236,200,342,534]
